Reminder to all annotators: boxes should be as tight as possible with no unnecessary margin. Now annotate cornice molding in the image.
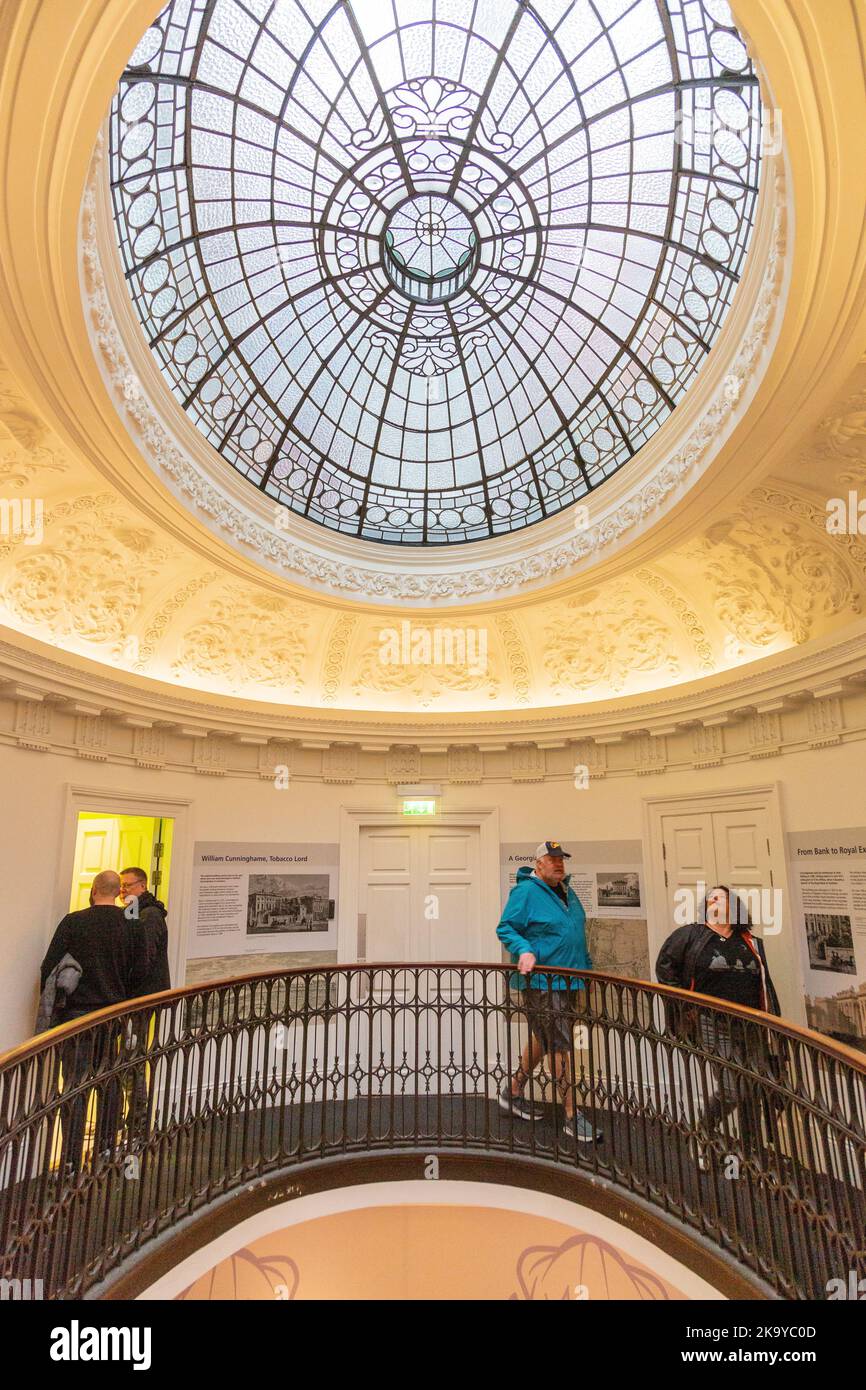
[2,653,865,783]
[1,622,865,750]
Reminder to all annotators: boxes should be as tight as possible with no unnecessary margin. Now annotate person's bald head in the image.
[91,870,121,904]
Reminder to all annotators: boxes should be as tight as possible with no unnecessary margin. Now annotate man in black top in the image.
[118,867,171,1145]
[41,870,148,1020]
[118,867,171,995]
[41,870,148,1172]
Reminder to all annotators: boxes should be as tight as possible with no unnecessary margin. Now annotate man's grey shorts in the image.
[520,987,582,1054]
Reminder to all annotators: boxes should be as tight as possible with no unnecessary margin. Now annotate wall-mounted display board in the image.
[188,842,339,964]
[788,828,866,1049]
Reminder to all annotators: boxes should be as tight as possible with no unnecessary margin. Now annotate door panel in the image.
[70,819,119,910]
[421,828,480,964]
[118,821,156,883]
[661,813,717,931]
[659,804,779,978]
[712,807,782,981]
[366,883,413,961]
[370,834,412,874]
[713,810,771,891]
[359,825,481,965]
[427,883,477,961]
[428,835,471,872]
[356,824,485,1093]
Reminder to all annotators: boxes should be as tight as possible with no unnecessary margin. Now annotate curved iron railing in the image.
[0,965,864,1300]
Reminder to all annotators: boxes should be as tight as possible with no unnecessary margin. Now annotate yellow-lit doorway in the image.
[69,812,174,911]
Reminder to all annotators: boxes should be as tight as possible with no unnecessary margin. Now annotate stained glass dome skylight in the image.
[109,0,763,545]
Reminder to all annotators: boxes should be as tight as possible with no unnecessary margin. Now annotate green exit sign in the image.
[402,798,436,816]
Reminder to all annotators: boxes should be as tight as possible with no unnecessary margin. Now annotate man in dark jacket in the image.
[41,870,149,1019]
[40,870,149,1172]
[119,867,171,994]
[655,884,781,1167]
[118,867,171,1144]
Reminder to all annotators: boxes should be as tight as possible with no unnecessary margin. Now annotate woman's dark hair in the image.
[701,883,753,930]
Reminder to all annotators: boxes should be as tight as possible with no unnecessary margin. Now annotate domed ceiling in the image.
[1,0,866,730]
[108,0,762,544]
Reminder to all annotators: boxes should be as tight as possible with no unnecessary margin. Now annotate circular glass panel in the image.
[109,0,764,545]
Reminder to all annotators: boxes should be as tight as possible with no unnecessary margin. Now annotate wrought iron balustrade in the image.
[0,965,863,1300]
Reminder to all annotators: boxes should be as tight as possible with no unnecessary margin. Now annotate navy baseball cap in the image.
[535,840,571,859]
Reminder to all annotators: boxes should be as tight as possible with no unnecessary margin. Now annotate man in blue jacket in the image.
[496,841,601,1144]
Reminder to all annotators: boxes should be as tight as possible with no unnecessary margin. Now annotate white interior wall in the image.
[2,736,865,1051]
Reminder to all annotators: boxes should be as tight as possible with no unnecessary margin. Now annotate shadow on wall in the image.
[177,1208,686,1301]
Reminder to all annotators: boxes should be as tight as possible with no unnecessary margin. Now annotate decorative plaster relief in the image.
[691,723,724,768]
[320,614,358,705]
[806,696,844,747]
[0,364,69,490]
[447,744,483,784]
[258,741,293,781]
[496,613,532,705]
[1,497,169,653]
[747,710,782,759]
[350,621,499,707]
[13,696,51,751]
[73,712,109,761]
[814,394,866,465]
[632,732,667,776]
[322,743,358,784]
[193,735,229,776]
[634,569,714,671]
[386,745,421,783]
[754,483,866,594]
[694,499,859,647]
[510,744,544,782]
[133,725,166,769]
[133,571,220,672]
[545,590,680,695]
[571,738,608,778]
[172,586,311,694]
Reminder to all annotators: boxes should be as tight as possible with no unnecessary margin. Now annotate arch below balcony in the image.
[108,1164,762,1302]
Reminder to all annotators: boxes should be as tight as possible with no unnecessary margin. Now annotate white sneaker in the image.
[563,1112,603,1144]
[497,1086,544,1121]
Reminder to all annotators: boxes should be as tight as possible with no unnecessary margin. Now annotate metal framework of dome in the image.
[109,0,762,545]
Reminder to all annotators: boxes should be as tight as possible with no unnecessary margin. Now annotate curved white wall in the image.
[5,727,866,1050]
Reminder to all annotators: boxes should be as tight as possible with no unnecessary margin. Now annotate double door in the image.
[358,824,481,964]
[657,802,790,1015]
[661,806,775,926]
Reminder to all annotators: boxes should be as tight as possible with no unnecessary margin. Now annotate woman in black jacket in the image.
[655,885,781,1168]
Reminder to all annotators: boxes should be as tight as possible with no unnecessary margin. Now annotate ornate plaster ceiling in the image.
[0,0,865,727]
[2,349,866,715]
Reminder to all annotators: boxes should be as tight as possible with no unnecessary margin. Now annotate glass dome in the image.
[109,0,763,545]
